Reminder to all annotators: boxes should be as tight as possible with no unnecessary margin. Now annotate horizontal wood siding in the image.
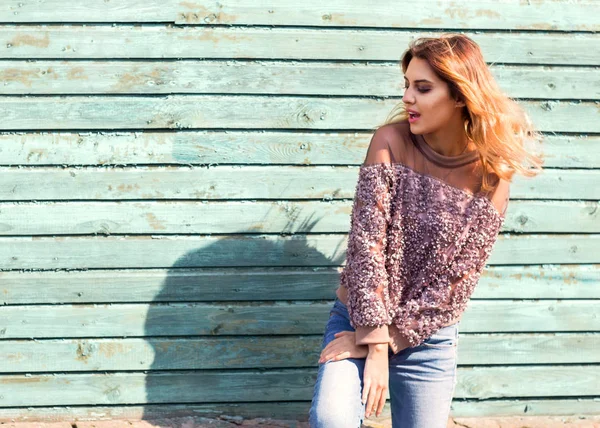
[2,0,598,30]
[0,0,598,421]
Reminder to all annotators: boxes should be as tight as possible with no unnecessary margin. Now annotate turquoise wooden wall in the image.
[0,0,598,421]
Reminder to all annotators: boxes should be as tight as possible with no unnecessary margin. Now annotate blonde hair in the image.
[381,33,543,192]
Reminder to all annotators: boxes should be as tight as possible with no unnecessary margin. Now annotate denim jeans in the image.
[309,298,459,428]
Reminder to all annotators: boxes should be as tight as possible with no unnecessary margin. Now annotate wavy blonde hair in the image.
[381,33,543,192]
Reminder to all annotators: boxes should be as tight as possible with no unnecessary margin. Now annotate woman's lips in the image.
[408,112,421,123]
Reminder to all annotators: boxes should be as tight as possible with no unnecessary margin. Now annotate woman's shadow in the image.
[142,207,348,422]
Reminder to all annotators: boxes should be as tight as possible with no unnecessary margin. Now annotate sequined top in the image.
[336,121,509,352]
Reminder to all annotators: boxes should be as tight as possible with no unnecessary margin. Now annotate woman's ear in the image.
[455,99,466,108]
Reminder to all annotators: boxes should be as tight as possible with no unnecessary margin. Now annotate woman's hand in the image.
[318,331,369,364]
[362,344,389,419]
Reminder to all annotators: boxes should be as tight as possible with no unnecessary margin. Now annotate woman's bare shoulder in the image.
[371,121,411,164]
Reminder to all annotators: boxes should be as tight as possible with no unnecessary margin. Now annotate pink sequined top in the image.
[336,121,510,352]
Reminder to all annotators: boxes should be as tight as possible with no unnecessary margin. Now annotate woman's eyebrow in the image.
[403,77,433,84]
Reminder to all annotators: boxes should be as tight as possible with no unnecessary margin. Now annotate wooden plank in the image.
[0,96,598,133]
[1,61,597,100]
[1,333,598,373]
[0,200,596,235]
[0,234,598,270]
[0,366,598,406]
[455,333,600,365]
[501,201,600,233]
[1,0,598,31]
[1,265,598,305]
[0,27,598,65]
[473,265,600,299]
[0,267,341,304]
[454,365,600,399]
[534,134,600,168]
[0,336,325,372]
[450,400,600,417]
[0,300,598,339]
[0,167,596,200]
[0,400,599,422]
[0,370,314,406]
[0,131,595,168]
[0,403,316,423]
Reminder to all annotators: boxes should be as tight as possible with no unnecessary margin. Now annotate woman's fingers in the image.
[364,385,377,419]
[368,388,379,418]
[319,343,338,362]
[376,388,386,417]
[334,351,349,361]
[318,330,369,363]
[361,380,370,406]
[319,340,338,358]
[319,348,350,363]
[320,339,337,358]
[374,387,383,417]
[366,386,385,418]
[319,332,356,362]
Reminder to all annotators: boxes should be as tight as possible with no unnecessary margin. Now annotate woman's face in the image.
[402,57,465,135]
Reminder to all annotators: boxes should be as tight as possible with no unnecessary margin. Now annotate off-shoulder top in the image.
[336,120,509,352]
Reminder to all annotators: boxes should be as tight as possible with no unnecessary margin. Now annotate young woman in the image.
[308,34,543,428]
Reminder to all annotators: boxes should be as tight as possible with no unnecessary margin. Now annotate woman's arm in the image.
[342,126,398,347]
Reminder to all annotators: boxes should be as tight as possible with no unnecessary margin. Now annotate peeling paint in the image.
[8,32,50,48]
[75,341,96,363]
[0,67,38,87]
[145,212,167,231]
[177,2,234,25]
[66,66,88,80]
[98,341,128,359]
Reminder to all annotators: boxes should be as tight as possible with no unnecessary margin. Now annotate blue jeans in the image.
[309,298,459,428]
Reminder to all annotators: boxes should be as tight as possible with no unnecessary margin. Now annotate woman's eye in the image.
[403,86,430,93]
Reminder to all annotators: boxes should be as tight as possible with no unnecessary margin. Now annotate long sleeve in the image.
[341,129,396,345]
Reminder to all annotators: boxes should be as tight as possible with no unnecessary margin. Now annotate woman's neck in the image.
[422,122,473,157]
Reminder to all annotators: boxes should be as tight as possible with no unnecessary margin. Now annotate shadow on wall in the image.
[142,212,347,420]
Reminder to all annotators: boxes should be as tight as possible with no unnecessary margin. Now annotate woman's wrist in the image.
[368,343,388,353]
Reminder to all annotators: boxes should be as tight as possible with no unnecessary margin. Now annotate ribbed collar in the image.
[412,132,479,168]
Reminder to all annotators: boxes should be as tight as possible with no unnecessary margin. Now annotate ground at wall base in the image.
[2,415,600,428]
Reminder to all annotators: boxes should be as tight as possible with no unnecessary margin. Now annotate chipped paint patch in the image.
[66,66,88,80]
[145,213,166,231]
[8,32,50,48]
